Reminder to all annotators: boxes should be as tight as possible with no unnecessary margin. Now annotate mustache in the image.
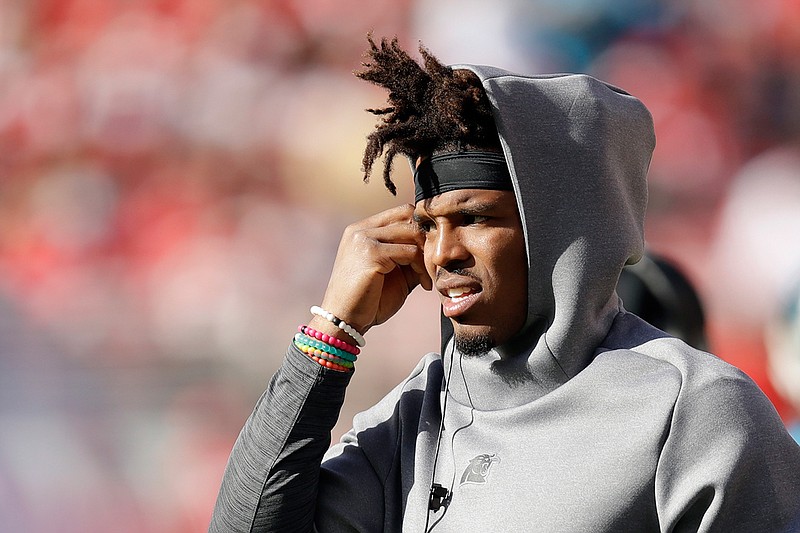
[436,267,479,282]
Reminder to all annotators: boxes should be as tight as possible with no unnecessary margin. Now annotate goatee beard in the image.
[454,333,494,358]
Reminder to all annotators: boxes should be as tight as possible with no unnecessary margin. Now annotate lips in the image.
[447,287,472,302]
[439,282,482,318]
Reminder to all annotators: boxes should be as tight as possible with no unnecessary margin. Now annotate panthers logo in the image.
[459,453,500,486]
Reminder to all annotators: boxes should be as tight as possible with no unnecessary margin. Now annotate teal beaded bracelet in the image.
[294,333,358,362]
[294,340,353,371]
[293,338,354,368]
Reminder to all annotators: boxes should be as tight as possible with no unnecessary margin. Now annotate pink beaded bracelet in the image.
[298,325,360,355]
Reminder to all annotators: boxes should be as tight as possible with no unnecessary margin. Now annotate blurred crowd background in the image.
[1,0,799,531]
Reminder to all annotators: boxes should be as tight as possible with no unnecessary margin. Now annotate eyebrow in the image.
[413,199,502,222]
[457,200,501,214]
[412,211,430,224]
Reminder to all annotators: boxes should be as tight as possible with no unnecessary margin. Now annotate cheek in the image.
[422,242,436,276]
[494,237,528,296]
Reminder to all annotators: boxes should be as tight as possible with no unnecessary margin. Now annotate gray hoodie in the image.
[210,67,800,532]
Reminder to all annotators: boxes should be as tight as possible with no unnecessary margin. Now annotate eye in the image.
[462,214,490,226]
[415,218,434,233]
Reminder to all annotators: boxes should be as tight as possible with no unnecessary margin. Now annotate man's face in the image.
[413,189,528,351]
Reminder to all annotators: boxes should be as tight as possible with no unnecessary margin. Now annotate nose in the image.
[429,225,470,269]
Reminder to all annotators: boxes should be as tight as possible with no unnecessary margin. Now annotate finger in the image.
[372,242,431,291]
[348,203,416,231]
[355,221,424,246]
[401,264,433,292]
[400,264,421,293]
[370,242,424,275]
[415,264,433,291]
[405,247,432,291]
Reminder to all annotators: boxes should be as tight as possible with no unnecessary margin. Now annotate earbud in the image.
[428,483,450,512]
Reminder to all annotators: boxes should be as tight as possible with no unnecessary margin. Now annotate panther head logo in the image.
[460,453,500,486]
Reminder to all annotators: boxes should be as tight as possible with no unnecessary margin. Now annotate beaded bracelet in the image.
[293,336,355,365]
[294,339,354,371]
[309,354,351,372]
[310,305,366,347]
[298,325,360,355]
[294,342,354,368]
[294,333,357,362]
[313,350,354,369]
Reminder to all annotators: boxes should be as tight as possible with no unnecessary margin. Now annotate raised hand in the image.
[311,204,432,339]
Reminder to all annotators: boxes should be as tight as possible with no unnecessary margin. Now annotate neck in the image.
[444,319,558,410]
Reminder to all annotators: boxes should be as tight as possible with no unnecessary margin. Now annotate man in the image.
[210,36,800,532]
[617,251,709,351]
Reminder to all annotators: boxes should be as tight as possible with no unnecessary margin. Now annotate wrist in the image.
[309,305,367,348]
[295,323,359,373]
[308,315,347,342]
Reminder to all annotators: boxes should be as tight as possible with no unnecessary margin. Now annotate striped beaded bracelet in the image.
[295,341,354,368]
[294,339,354,371]
[312,350,354,369]
[293,335,355,366]
[310,306,366,348]
[298,325,360,355]
[308,354,351,372]
[294,333,357,362]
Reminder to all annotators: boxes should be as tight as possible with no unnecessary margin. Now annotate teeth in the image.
[447,287,469,297]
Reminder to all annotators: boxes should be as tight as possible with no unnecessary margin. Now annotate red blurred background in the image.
[1,1,799,531]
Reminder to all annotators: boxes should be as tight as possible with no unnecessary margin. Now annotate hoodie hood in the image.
[450,65,655,386]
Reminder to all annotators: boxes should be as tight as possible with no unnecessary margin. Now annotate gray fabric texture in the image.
[210,68,800,532]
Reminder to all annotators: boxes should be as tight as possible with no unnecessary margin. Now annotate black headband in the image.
[413,151,513,203]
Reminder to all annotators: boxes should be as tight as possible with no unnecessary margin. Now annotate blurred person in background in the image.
[617,250,708,351]
[767,278,800,443]
[210,36,800,532]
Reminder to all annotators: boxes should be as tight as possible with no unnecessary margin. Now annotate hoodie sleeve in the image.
[654,366,800,532]
[208,344,356,532]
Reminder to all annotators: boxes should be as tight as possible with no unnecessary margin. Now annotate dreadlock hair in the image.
[355,35,501,195]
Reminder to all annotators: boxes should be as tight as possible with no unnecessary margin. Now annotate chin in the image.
[453,326,496,358]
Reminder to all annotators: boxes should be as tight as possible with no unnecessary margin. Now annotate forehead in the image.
[413,188,518,216]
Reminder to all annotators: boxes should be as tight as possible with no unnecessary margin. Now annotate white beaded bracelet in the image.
[310,305,366,347]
